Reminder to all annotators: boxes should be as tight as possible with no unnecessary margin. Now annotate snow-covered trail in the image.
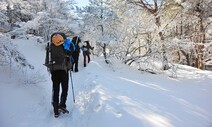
[0,38,212,127]
[76,59,212,127]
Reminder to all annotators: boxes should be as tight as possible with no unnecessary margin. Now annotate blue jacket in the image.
[63,39,76,52]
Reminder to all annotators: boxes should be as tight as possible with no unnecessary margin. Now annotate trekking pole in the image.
[70,71,75,103]
[92,50,94,59]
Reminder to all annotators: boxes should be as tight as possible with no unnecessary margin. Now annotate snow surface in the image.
[0,38,212,127]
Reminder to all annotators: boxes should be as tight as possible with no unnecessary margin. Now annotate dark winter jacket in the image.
[72,36,81,53]
[45,32,74,72]
[82,41,94,54]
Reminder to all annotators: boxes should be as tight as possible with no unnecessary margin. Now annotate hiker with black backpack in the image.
[71,36,82,72]
[82,41,94,67]
[44,32,75,118]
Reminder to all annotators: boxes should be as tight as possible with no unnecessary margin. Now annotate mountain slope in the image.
[0,38,212,127]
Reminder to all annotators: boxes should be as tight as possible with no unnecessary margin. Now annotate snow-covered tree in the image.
[163,0,212,68]
[0,0,78,41]
[80,0,120,63]
[183,0,212,69]
[126,0,184,70]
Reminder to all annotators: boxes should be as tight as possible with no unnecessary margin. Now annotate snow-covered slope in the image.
[0,38,212,127]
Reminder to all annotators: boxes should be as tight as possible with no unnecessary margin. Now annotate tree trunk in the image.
[198,17,205,69]
[180,50,190,65]
[195,1,205,69]
[102,43,109,64]
[159,31,169,70]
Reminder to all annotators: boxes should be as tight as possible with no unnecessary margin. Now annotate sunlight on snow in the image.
[144,114,174,127]
[119,77,170,92]
[117,95,174,127]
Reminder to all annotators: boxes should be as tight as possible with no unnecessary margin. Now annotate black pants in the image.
[83,51,90,66]
[51,70,69,111]
[72,52,79,71]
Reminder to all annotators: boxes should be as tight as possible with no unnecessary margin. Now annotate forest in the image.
[0,0,212,73]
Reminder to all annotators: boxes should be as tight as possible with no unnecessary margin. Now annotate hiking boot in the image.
[75,68,78,72]
[59,107,69,114]
[84,64,86,67]
[54,111,60,118]
[52,102,59,117]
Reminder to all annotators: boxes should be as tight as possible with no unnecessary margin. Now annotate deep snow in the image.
[0,38,212,127]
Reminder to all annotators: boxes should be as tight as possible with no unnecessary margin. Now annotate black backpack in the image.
[44,32,72,72]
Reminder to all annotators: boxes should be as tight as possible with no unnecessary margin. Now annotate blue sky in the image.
[77,0,89,7]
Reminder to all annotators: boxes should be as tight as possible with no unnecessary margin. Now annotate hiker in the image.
[82,41,94,67]
[71,36,82,72]
[44,32,75,118]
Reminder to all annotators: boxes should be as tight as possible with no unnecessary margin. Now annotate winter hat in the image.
[52,34,64,46]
